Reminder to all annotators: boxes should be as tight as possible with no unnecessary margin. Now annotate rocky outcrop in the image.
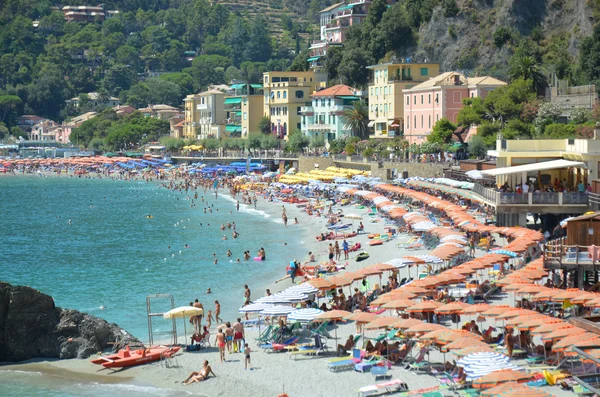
[0,282,140,362]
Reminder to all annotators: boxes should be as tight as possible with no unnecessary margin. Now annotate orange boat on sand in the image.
[91,345,180,368]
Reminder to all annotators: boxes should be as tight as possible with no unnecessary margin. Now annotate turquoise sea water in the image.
[0,175,306,395]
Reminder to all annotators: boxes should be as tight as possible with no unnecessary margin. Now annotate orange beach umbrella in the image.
[473,370,534,389]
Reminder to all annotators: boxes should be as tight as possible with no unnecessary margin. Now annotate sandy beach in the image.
[0,174,579,397]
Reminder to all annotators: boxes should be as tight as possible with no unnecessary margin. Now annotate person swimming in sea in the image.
[226,249,232,257]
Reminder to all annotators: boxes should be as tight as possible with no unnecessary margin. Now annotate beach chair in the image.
[355,356,391,373]
[311,321,334,339]
[288,334,329,360]
[370,365,392,381]
[357,379,407,397]
[255,325,273,343]
[259,336,299,352]
[406,345,430,373]
[406,239,423,250]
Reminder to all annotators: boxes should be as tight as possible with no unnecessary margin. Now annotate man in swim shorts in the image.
[215,329,226,363]
[183,360,215,384]
[232,318,245,352]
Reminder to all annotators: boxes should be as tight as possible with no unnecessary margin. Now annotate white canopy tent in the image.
[480,159,586,177]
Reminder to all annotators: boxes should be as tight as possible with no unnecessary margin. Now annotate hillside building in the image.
[223,82,265,138]
[263,71,327,140]
[403,72,506,143]
[546,83,597,117]
[367,60,441,138]
[138,104,181,120]
[62,5,119,22]
[66,92,120,111]
[183,89,226,140]
[300,84,363,142]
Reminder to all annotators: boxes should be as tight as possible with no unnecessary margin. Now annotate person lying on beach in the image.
[183,360,215,384]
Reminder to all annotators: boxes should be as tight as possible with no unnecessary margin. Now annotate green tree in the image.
[103,64,137,95]
[245,15,272,63]
[342,101,370,140]
[468,135,487,158]
[247,133,262,154]
[508,55,548,96]
[286,130,309,153]
[160,72,194,96]
[0,95,22,126]
[258,116,271,134]
[428,118,456,144]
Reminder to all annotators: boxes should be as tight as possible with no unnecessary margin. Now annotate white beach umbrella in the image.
[344,214,363,220]
[412,221,436,231]
[287,308,324,323]
[255,295,292,304]
[465,170,483,179]
[260,305,297,316]
[372,196,388,205]
[274,291,309,302]
[239,302,275,313]
[386,258,410,268]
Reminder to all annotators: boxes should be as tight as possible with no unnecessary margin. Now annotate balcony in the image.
[306,123,332,131]
[472,183,589,210]
[325,20,350,29]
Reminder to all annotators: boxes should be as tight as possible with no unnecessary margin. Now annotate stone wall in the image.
[297,157,335,173]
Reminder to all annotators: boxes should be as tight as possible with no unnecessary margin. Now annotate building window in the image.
[297,106,302,115]
[332,115,335,124]
[371,87,374,96]
[265,76,269,83]
[420,67,428,76]
[384,103,388,114]
[321,99,325,106]
[414,115,416,128]
[414,96,416,105]
[297,122,301,130]
[296,90,304,99]
[421,115,423,128]
[435,93,439,103]
[283,91,287,99]
[244,112,247,120]
[375,87,379,97]
[277,91,281,99]
[421,95,423,104]
[428,94,431,104]
[406,118,409,129]
[436,114,439,122]
[428,115,431,129]
[406,96,409,105]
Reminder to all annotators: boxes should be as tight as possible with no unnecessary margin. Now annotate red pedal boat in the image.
[91,345,180,368]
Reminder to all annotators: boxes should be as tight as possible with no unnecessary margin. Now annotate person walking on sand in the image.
[215,329,226,363]
[244,343,252,370]
[233,318,245,352]
[334,241,341,261]
[342,239,349,260]
[193,299,204,332]
[328,243,335,264]
[183,360,215,384]
[206,310,213,328]
[224,322,234,353]
[214,300,222,323]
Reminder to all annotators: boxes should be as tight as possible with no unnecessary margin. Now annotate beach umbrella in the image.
[287,308,323,323]
[163,306,204,343]
[274,291,310,302]
[481,306,518,317]
[344,213,362,227]
[462,304,491,315]
[407,300,443,313]
[365,316,398,330]
[472,370,534,389]
[404,322,446,334]
[307,278,335,290]
[391,318,424,329]
[542,326,586,341]
[358,266,383,276]
[506,314,547,328]
[419,329,455,342]
[453,345,495,358]
[313,309,352,344]
[550,288,582,302]
[495,309,538,321]
[286,283,318,294]
[239,302,275,313]
[552,334,600,352]
[260,305,297,316]
[381,299,415,311]
[442,338,488,352]
[370,263,397,272]
[327,275,353,287]
[531,322,572,335]
[457,352,510,367]
[570,292,599,305]
[345,311,378,323]
[517,317,562,331]
[255,295,292,304]
[380,290,417,300]
[385,258,410,268]
[435,302,470,315]
[437,330,483,345]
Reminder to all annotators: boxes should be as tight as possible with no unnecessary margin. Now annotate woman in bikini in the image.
[183,360,215,384]
[215,329,226,363]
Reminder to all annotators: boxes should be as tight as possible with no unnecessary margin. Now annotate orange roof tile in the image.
[311,84,358,98]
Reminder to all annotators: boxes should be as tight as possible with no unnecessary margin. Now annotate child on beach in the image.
[206,310,213,328]
[244,343,252,370]
[215,301,222,322]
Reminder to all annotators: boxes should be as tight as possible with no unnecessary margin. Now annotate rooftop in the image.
[311,84,358,97]
[320,2,345,13]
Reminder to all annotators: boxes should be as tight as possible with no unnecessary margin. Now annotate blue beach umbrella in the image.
[457,351,510,367]
[491,249,519,258]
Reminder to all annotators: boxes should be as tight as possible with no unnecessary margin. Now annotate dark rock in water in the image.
[0,282,140,362]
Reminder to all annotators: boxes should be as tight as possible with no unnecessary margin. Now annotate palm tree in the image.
[342,101,370,140]
[508,55,548,96]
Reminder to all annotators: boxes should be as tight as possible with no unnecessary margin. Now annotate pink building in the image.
[403,72,506,144]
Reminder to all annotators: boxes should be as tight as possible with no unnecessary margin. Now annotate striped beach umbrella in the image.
[286,283,318,294]
[287,308,323,323]
[457,352,510,367]
[260,305,297,316]
[239,302,275,313]
[272,291,309,302]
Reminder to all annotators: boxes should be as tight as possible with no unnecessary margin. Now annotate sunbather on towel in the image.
[366,341,387,357]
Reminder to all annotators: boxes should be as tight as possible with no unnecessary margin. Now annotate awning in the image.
[367,121,375,127]
[225,125,241,133]
[387,120,394,126]
[307,57,321,62]
[338,96,359,100]
[224,97,242,104]
[250,84,263,89]
[481,159,587,177]
[229,84,244,90]
[235,111,242,116]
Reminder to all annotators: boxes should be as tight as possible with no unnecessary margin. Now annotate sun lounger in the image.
[329,359,357,372]
[371,365,392,380]
[356,357,390,373]
[357,379,408,397]
[260,336,298,352]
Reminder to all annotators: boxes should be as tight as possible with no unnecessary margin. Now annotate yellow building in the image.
[366,61,440,138]
[223,83,265,138]
[263,71,327,139]
[182,89,226,139]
